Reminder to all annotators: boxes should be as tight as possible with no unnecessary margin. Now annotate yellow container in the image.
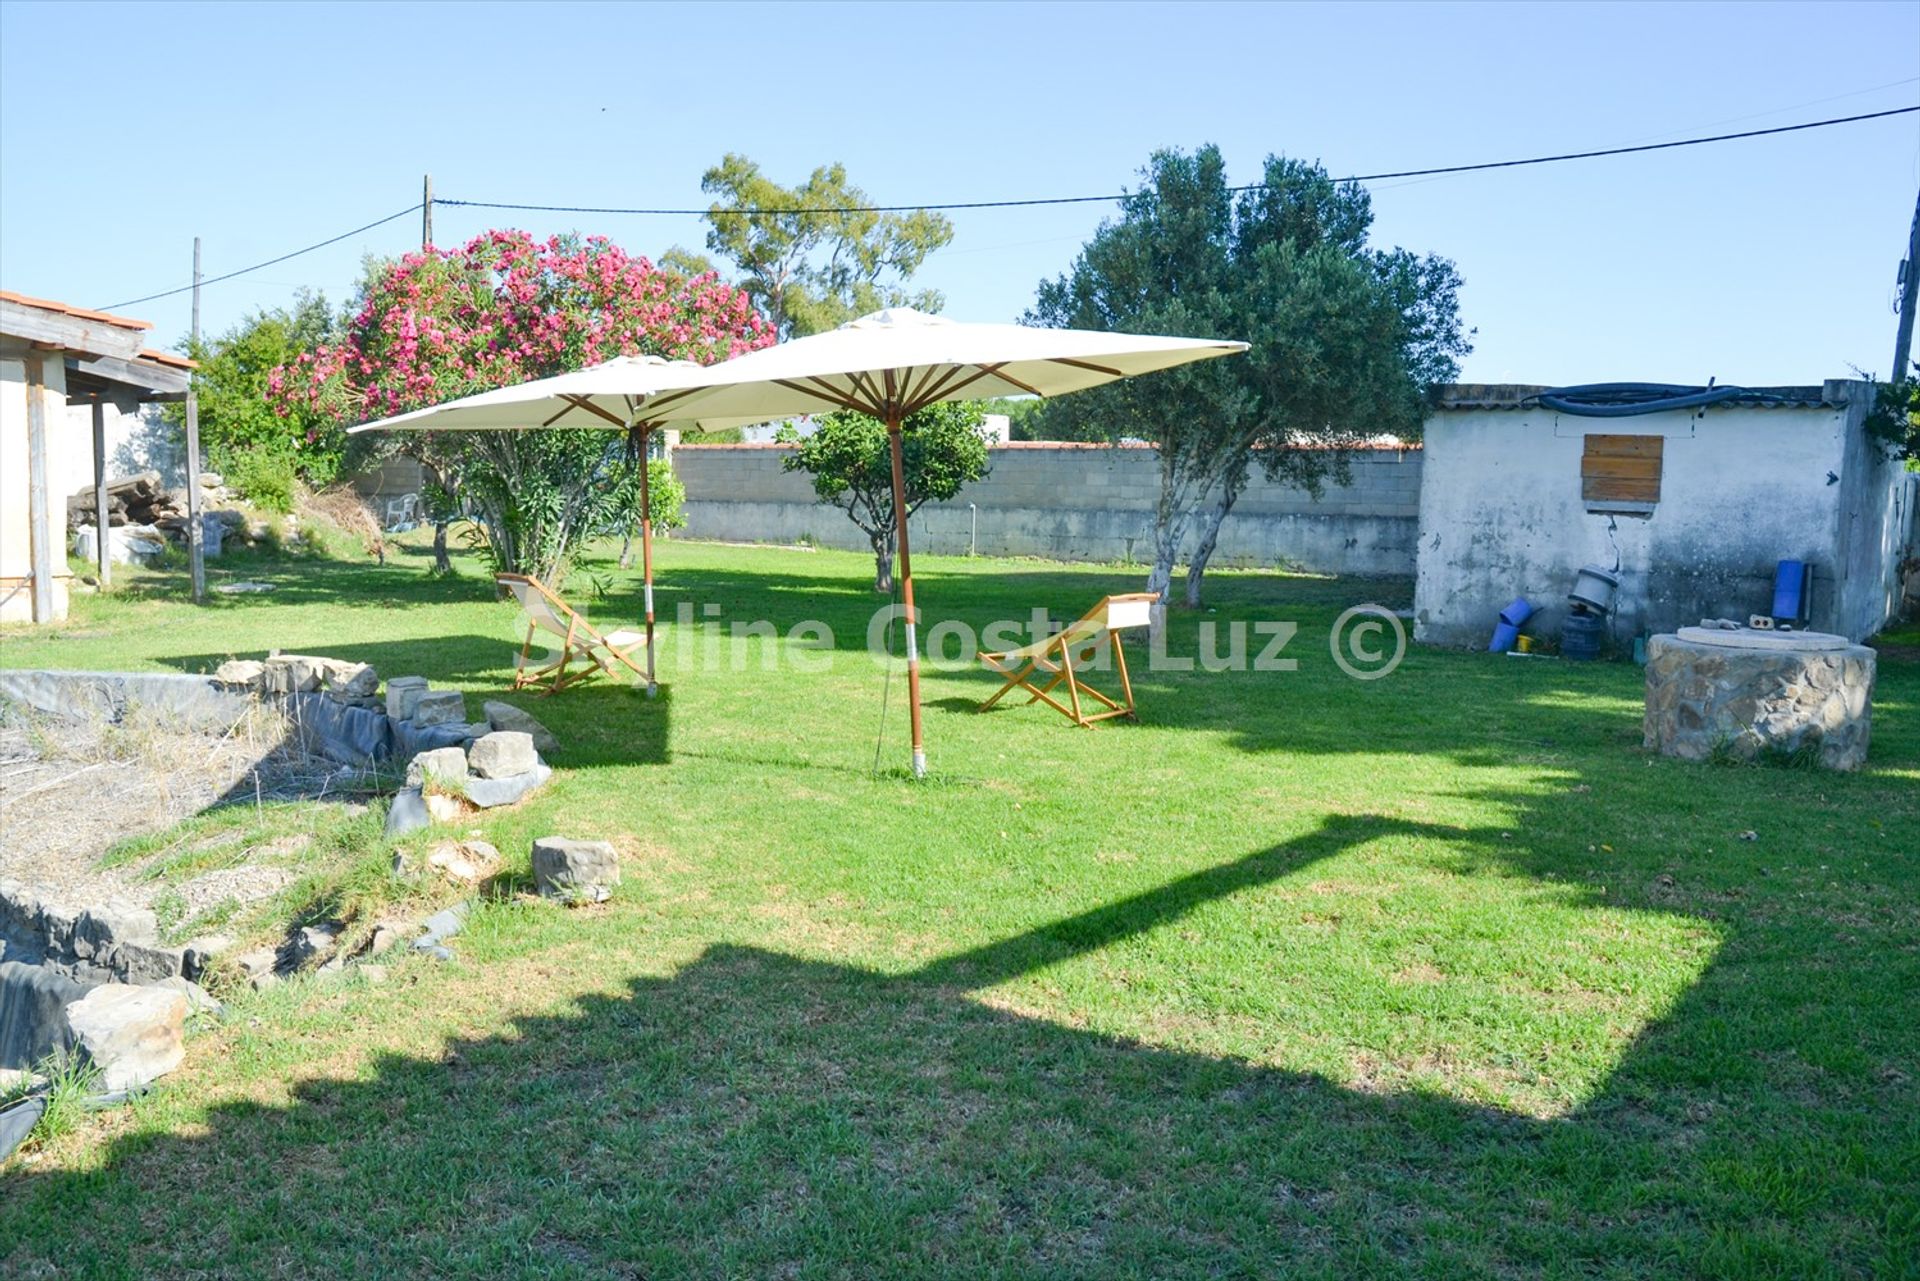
[1516,635,1534,653]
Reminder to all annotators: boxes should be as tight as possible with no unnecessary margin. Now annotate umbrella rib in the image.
[904,364,982,413]
[777,378,867,415]
[1047,357,1126,378]
[846,371,888,416]
[559,395,630,428]
[902,364,946,409]
[982,365,1047,398]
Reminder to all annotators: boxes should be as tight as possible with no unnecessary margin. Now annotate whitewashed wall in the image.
[1411,382,1895,645]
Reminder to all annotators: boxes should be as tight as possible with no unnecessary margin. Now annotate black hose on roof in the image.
[1534,382,1791,417]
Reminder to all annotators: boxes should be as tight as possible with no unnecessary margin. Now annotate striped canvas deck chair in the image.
[976,592,1158,727]
[497,573,647,696]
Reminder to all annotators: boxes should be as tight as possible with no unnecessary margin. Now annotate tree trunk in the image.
[617,518,637,570]
[872,532,895,594]
[431,520,451,575]
[1184,485,1241,609]
[1145,450,1194,642]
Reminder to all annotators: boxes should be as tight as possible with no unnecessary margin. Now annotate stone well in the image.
[1644,628,1875,770]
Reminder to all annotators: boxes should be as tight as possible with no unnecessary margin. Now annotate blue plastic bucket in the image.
[1489,597,1533,652]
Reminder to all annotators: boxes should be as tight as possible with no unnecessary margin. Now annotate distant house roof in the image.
[1434,381,1857,412]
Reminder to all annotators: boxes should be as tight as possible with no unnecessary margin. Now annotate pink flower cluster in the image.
[271,229,774,422]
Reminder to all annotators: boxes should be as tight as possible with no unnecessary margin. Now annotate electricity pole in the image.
[422,174,433,248]
[185,237,206,603]
[1892,186,1920,381]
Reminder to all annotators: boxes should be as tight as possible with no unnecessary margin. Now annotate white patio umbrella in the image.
[348,357,767,696]
[637,308,1249,777]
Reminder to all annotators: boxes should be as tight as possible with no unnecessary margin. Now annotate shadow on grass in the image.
[4,811,1913,1277]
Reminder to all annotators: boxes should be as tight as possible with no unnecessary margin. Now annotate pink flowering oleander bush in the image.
[272,230,774,582]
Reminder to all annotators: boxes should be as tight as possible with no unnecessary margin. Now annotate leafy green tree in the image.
[698,154,954,337]
[1865,363,1920,465]
[778,403,991,591]
[167,292,346,511]
[1029,147,1470,624]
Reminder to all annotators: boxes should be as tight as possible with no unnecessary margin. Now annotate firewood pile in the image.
[67,472,243,542]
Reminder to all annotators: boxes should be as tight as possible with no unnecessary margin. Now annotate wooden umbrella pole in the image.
[638,422,658,698]
[887,416,926,777]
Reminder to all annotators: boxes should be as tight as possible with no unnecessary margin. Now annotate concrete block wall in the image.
[673,442,1423,575]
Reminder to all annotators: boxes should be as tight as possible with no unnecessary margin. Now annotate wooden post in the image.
[638,422,658,697]
[92,399,110,587]
[887,416,926,777]
[185,236,205,603]
[23,354,55,623]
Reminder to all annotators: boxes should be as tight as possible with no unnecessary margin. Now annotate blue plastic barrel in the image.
[1488,597,1533,652]
[1562,610,1604,661]
[1772,561,1811,626]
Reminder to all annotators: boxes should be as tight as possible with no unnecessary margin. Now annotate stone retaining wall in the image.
[1643,632,1875,770]
[674,442,1423,575]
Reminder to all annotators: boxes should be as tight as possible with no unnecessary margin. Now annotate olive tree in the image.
[1029,147,1470,626]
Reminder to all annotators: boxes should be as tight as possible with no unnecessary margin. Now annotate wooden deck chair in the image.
[977,592,1158,727]
[497,573,648,696]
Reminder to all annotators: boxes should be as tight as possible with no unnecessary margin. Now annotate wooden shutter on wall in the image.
[1581,434,1663,506]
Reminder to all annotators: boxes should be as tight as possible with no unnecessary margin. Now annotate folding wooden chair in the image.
[976,592,1158,727]
[497,573,648,696]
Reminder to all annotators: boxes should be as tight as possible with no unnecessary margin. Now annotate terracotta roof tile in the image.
[0,290,153,332]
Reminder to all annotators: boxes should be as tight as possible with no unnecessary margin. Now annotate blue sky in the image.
[3,0,1917,386]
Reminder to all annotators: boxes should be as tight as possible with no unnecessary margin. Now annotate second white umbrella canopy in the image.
[637,306,1248,426]
[346,355,764,435]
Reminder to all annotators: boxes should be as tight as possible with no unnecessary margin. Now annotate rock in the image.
[250,972,282,992]
[262,655,325,695]
[0,1067,47,1095]
[115,942,187,985]
[212,660,266,691]
[151,976,222,1016]
[65,984,187,1092]
[71,901,157,961]
[364,922,411,955]
[416,901,471,947]
[467,731,537,780]
[426,841,499,886]
[358,964,388,985]
[410,690,466,728]
[0,960,92,1069]
[321,661,380,700]
[180,935,231,982]
[419,945,455,963]
[424,793,466,824]
[385,675,430,721]
[405,746,470,790]
[464,763,552,809]
[483,700,559,754]
[231,947,278,979]
[286,923,343,970]
[1,1096,46,1163]
[531,837,619,904]
[385,788,431,837]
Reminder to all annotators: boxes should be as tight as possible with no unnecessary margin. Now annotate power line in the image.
[441,105,1920,219]
[98,203,423,311]
[92,104,1919,313]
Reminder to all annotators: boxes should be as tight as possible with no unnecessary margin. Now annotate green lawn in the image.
[2,535,1916,1279]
